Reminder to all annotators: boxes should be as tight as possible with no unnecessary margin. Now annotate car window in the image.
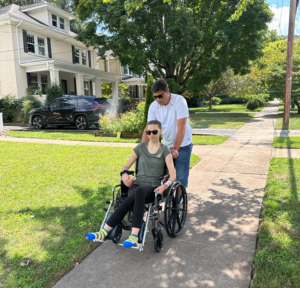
[48,99,61,108]
[60,99,76,107]
[77,98,91,106]
[95,99,108,105]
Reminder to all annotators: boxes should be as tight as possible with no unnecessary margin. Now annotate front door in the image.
[61,79,68,95]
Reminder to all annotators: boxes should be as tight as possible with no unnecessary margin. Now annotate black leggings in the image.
[106,184,157,230]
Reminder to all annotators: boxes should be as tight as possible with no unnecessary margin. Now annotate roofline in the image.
[21,2,75,20]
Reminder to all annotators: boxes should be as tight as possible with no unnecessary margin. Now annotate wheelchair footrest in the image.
[118,243,144,251]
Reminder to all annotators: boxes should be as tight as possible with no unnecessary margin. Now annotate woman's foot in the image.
[86,228,109,241]
[123,234,139,248]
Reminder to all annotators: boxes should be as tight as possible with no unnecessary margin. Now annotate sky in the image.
[266,0,299,35]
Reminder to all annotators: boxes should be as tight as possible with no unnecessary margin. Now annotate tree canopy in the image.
[259,39,300,113]
[76,0,272,93]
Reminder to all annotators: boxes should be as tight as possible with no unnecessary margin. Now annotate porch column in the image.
[75,74,84,96]
[138,85,143,102]
[94,78,102,97]
[50,69,59,84]
[112,80,119,107]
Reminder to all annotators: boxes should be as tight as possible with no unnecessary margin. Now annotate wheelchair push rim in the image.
[164,182,187,238]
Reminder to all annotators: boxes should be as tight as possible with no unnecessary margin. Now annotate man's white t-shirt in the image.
[147,93,192,147]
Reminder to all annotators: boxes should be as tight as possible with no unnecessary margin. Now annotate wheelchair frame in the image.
[92,173,187,252]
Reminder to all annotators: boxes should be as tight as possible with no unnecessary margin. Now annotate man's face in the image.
[153,89,169,105]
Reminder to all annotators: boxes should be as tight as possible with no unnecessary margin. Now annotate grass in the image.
[189,103,264,112]
[273,137,300,149]
[252,158,300,288]
[275,113,300,130]
[6,131,229,145]
[190,112,256,129]
[0,141,200,288]
[278,104,298,112]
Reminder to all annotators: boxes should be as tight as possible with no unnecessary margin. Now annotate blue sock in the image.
[86,228,109,241]
[123,234,139,248]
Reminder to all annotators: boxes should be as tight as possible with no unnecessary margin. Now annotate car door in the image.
[45,99,63,124]
[59,98,76,124]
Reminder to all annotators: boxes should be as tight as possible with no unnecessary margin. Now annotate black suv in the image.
[29,96,109,130]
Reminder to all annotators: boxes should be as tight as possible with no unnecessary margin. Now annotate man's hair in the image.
[151,79,168,93]
[147,120,162,129]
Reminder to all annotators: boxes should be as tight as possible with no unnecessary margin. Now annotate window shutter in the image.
[72,45,75,64]
[89,81,93,96]
[47,38,52,58]
[23,30,28,53]
[88,50,91,68]
[27,73,31,86]
[74,78,77,95]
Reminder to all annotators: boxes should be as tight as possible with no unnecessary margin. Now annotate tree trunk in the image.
[209,97,212,110]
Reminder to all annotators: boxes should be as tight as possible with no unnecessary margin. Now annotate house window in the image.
[60,18,65,30]
[38,37,45,56]
[84,81,89,95]
[74,48,87,66]
[41,74,48,94]
[124,65,134,76]
[74,48,80,64]
[52,14,57,27]
[27,34,35,53]
[31,73,38,86]
[52,14,65,30]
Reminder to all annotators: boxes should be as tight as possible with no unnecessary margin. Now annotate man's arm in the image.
[172,117,187,158]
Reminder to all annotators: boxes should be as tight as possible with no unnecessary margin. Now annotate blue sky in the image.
[265,0,299,35]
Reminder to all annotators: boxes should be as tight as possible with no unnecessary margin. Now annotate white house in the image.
[0,1,123,105]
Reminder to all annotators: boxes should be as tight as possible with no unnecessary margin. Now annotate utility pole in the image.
[283,0,299,128]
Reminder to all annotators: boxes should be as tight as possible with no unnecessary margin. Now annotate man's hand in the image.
[171,148,179,159]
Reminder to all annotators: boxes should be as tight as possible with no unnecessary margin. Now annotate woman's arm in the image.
[154,153,176,195]
[121,152,138,187]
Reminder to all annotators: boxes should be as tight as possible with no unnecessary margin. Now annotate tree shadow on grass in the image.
[1,183,117,288]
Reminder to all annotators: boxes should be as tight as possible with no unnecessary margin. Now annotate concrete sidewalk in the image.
[49,101,279,288]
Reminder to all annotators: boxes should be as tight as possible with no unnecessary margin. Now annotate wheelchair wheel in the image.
[154,232,163,253]
[164,183,187,238]
[112,224,122,244]
[120,210,133,231]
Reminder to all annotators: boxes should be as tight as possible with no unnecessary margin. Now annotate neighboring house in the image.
[97,51,146,102]
[0,1,121,104]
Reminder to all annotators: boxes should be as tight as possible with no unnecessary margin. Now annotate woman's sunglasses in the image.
[146,129,161,135]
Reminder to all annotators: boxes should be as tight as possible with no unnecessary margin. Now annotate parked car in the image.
[29,96,105,130]
[94,97,113,115]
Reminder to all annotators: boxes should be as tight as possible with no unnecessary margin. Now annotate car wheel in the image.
[32,116,44,129]
[75,115,88,130]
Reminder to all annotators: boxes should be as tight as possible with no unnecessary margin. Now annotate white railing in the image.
[0,112,3,132]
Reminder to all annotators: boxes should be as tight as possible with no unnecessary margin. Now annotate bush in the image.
[212,97,222,105]
[99,102,145,133]
[46,83,64,104]
[0,95,23,122]
[246,98,260,110]
[183,91,199,107]
[21,95,42,123]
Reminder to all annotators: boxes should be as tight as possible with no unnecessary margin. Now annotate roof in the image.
[0,3,76,37]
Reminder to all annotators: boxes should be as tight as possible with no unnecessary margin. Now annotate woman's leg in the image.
[123,185,156,247]
[86,185,138,241]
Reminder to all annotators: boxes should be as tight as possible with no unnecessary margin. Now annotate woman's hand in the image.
[154,185,166,195]
[122,173,131,187]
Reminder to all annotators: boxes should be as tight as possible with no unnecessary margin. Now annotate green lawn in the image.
[189,103,263,112]
[190,112,256,129]
[253,158,300,288]
[273,137,300,149]
[0,141,200,288]
[277,104,298,112]
[275,113,300,130]
[7,131,229,145]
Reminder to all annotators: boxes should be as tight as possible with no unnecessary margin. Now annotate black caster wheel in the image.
[154,232,163,253]
[112,225,122,243]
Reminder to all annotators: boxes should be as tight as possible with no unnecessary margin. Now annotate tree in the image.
[259,39,300,114]
[75,0,272,94]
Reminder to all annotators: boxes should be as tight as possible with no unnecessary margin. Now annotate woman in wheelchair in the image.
[86,120,176,248]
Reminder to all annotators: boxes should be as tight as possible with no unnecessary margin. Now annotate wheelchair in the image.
[93,170,188,252]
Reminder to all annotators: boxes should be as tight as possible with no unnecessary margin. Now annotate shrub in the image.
[99,113,121,133]
[46,83,64,104]
[0,95,23,122]
[246,98,260,110]
[183,90,199,107]
[21,95,42,123]
[212,97,222,105]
